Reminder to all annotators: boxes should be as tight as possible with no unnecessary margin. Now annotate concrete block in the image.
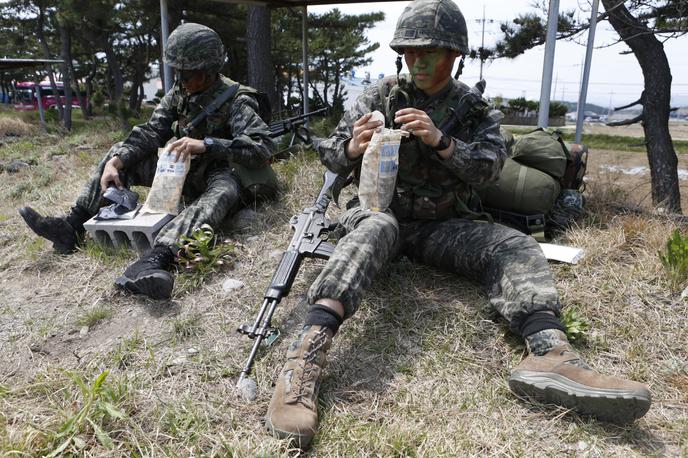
[83,210,174,254]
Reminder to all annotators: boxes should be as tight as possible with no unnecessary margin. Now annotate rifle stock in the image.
[236,170,343,387]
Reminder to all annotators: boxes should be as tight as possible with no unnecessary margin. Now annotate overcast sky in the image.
[310,0,688,108]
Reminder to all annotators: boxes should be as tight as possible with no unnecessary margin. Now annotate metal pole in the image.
[575,0,600,144]
[36,85,45,124]
[160,0,173,93]
[537,0,560,128]
[480,5,486,80]
[302,6,309,116]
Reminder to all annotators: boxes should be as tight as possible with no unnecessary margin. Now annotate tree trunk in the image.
[36,5,64,121]
[602,0,681,213]
[84,56,97,116]
[101,35,129,131]
[59,23,73,131]
[247,6,277,108]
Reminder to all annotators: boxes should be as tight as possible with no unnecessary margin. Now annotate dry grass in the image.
[0,117,32,138]
[0,109,686,456]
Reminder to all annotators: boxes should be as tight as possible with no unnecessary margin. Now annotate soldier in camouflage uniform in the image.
[266,0,650,448]
[19,23,275,300]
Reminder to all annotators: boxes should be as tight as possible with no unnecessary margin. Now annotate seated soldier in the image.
[265,0,651,448]
[19,23,276,300]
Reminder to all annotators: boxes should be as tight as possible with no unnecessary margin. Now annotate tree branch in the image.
[607,113,644,126]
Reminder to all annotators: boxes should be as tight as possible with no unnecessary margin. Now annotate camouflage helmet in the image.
[164,23,226,74]
[389,0,469,55]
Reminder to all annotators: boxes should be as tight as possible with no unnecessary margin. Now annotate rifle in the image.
[269,107,328,147]
[236,170,345,388]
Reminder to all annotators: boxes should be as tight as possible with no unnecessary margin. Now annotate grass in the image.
[0,109,686,456]
[75,306,114,328]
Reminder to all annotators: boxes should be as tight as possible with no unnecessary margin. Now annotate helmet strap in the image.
[395,55,403,83]
[454,56,465,80]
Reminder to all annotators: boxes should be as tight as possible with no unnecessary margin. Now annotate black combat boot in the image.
[115,245,176,300]
[18,205,90,254]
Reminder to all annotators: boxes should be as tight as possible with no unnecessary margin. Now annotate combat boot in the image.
[115,245,176,300]
[509,345,651,424]
[18,206,89,254]
[266,325,333,448]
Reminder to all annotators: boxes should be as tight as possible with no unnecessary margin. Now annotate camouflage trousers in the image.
[307,206,561,332]
[75,143,242,248]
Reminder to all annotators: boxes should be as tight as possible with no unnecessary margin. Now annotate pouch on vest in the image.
[230,161,278,204]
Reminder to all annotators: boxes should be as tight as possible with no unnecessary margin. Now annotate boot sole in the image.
[509,370,651,424]
[265,418,314,449]
[115,271,174,300]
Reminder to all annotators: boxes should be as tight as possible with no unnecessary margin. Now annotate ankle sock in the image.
[304,303,343,336]
[526,329,569,356]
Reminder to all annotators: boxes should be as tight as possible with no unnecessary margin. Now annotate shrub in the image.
[659,229,688,292]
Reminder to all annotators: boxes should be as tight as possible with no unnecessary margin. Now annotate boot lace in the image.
[292,330,329,405]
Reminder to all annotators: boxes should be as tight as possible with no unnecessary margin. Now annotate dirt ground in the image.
[560,121,688,141]
[587,148,688,212]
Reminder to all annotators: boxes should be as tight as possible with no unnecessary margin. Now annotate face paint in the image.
[404,48,458,95]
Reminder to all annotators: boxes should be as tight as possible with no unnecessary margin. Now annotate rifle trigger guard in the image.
[265,328,280,346]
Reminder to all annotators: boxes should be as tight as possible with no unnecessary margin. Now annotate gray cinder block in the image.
[83,211,173,254]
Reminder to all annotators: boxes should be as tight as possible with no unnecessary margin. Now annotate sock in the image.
[304,303,343,336]
[526,329,569,356]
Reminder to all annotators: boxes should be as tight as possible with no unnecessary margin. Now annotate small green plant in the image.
[75,306,114,328]
[560,307,590,343]
[45,370,127,456]
[659,229,688,292]
[176,224,237,290]
[171,313,203,341]
[111,331,143,369]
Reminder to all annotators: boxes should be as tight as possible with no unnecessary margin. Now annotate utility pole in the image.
[475,5,494,80]
[538,0,560,128]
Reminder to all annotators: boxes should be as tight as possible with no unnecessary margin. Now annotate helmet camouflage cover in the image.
[164,22,226,73]
[390,0,469,55]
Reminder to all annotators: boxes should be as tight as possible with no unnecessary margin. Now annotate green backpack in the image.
[475,128,587,239]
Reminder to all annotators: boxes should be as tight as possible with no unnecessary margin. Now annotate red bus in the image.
[13,81,84,111]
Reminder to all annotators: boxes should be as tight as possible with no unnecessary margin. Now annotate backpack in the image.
[475,128,587,240]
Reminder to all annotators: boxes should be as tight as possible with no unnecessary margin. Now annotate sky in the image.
[310,0,688,108]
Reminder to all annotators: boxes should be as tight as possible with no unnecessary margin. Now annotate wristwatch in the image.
[203,137,215,153]
[433,133,452,151]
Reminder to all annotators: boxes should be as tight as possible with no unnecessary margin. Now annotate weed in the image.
[171,313,203,340]
[176,224,237,291]
[9,181,33,199]
[75,306,114,328]
[42,370,128,456]
[659,228,688,292]
[560,306,590,343]
[111,331,144,369]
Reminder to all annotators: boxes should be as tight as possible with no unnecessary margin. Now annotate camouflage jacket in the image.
[115,75,274,171]
[319,75,506,218]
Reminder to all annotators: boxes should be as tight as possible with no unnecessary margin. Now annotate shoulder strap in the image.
[182,83,239,137]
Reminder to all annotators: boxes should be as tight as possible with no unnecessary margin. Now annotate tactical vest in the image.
[377,75,489,220]
[173,76,277,200]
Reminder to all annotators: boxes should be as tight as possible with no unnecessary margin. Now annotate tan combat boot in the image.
[509,345,652,424]
[266,325,333,448]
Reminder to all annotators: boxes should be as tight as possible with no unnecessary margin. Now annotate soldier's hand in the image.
[100,156,124,192]
[169,137,206,162]
[394,108,443,148]
[345,113,383,159]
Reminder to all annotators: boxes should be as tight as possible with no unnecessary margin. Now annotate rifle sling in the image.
[183,83,240,136]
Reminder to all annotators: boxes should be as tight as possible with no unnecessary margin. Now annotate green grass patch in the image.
[659,228,688,292]
[81,238,136,265]
[111,331,144,369]
[170,313,203,341]
[75,306,114,328]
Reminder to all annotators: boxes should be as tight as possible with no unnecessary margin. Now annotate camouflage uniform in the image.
[311,77,561,331]
[74,74,274,248]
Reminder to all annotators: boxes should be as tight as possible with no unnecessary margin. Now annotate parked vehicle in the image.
[12,81,84,111]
